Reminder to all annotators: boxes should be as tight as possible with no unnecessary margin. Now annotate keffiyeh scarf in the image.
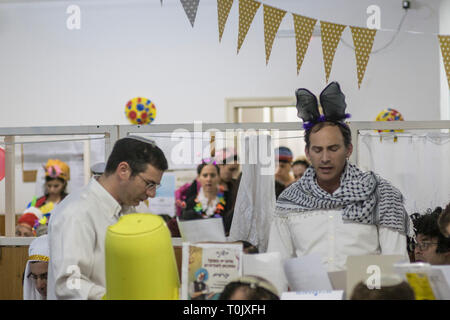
[276,162,414,237]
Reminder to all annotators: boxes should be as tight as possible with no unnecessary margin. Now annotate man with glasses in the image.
[411,207,450,265]
[48,136,168,299]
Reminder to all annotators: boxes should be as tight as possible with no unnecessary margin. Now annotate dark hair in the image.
[29,261,47,265]
[275,180,286,199]
[350,280,415,300]
[413,207,450,253]
[219,276,279,300]
[438,203,450,237]
[105,137,168,176]
[45,176,66,184]
[304,121,352,150]
[196,162,220,176]
[238,240,259,254]
[292,159,309,167]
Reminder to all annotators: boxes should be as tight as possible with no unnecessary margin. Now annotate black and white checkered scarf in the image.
[276,162,414,237]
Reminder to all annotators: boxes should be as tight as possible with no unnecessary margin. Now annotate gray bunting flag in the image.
[180,0,200,27]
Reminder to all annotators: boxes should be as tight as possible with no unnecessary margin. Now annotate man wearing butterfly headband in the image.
[267,82,414,277]
[47,136,168,300]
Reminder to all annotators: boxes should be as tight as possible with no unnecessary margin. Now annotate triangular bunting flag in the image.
[180,0,200,27]
[350,26,377,88]
[237,0,261,54]
[320,21,346,83]
[438,35,450,88]
[217,0,234,42]
[263,5,286,65]
[292,13,317,75]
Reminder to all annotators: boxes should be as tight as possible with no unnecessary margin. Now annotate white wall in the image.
[0,0,445,128]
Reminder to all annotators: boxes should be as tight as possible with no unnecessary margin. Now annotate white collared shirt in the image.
[47,178,134,300]
[267,208,409,272]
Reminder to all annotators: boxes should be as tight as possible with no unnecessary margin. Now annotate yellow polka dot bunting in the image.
[292,13,317,75]
[263,5,286,65]
[237,0,261,54]
[180,0,200,27]
[217,0,234,42]
[350,26,377,89]
[320,21,346,83]
[438,35,450,88]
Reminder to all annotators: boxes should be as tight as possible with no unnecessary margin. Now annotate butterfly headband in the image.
[295,81,351,131]
[201,157,217,165]
[46,165,62,179]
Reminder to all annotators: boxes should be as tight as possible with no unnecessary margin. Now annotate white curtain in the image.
[358,131,450,215]
[229,134,276,253]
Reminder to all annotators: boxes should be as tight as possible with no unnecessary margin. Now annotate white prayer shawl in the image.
[229,135,275,253]
[23,235,49,300]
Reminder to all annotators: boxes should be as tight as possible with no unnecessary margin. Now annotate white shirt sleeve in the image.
[267,216,295,260]
[48,214,106,300]
[378,226,410,262]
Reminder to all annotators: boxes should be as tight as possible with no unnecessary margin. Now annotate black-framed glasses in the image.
[409,241,439,251]
[137,174,161,190]
[27,272,47,281]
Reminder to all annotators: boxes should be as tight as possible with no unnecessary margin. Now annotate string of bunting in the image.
[176,0,450,88]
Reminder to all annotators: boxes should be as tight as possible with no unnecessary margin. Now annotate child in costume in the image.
[34,159,70,208]
[21,159,70,236]
[15,208,42,237]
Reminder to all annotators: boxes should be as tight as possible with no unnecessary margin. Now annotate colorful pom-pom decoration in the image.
[125,97,157,125]
[375,108,404,133]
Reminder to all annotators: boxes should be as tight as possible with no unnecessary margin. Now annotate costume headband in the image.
[28,254,49,262]
[201,157,217,165]
[44,159,70,181]
[295,81,351,130]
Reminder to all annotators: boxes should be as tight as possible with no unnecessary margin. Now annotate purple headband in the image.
[302,113,352,131]
[201,157,217,165]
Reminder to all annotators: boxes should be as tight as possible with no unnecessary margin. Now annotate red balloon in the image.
[0,148,4,181]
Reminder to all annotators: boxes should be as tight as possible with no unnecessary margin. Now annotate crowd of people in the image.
[14,82,450,300]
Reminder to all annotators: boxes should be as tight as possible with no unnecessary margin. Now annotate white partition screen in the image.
[358,131,450,214]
